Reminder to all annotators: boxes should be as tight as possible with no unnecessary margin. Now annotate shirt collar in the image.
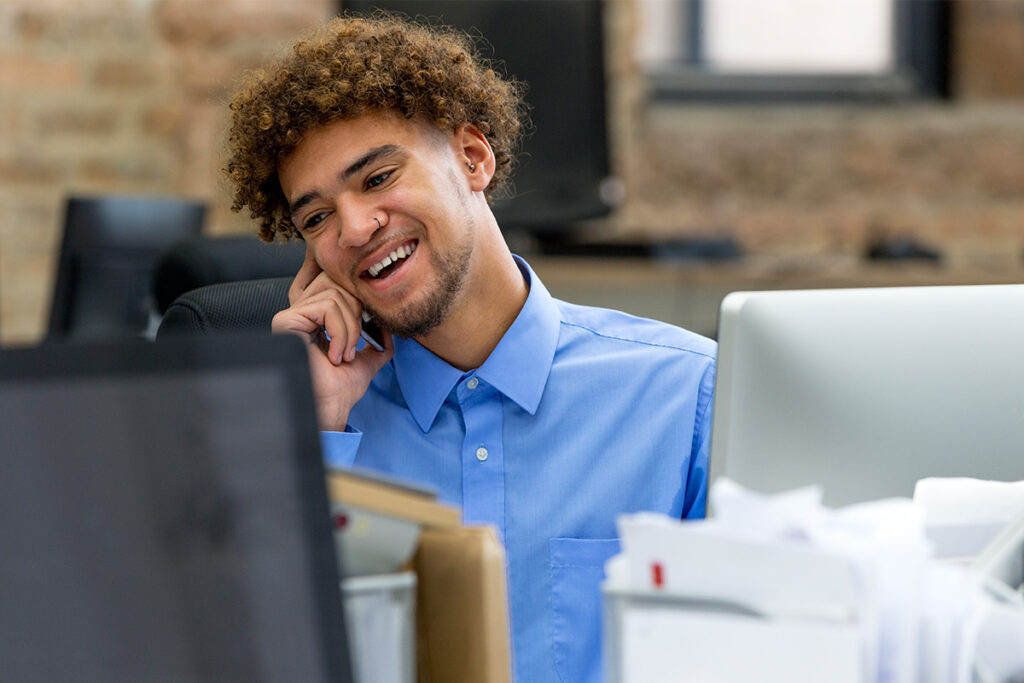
[392,255,560,432]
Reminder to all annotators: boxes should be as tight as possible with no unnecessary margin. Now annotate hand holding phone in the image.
[279,250,392,363]
[276,252,393,431]
[316,311,385,355]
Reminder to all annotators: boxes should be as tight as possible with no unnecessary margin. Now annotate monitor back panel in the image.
[0,335,351,683]
[343,0,612,232]
[710,284,1024,507]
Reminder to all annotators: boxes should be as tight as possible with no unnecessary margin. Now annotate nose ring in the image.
[373,217,382,230]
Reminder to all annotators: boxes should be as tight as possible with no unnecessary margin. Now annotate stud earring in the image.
[467,162,476,172]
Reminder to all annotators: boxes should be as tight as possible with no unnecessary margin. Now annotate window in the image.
[637,0,950,101]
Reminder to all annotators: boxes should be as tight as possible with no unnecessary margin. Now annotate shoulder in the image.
[554,299,717,362]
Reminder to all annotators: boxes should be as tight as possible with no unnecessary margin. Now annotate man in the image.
[226,14,716,682]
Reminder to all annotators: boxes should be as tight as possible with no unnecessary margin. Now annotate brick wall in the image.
[602,0,1024,271]
[610,103,1024,267]
[0,0,331,343]
[2,0,1023,344]
[955,0,1024,97]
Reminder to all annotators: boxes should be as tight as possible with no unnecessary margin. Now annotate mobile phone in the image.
[314,311,385,356]
[359,311,385,351]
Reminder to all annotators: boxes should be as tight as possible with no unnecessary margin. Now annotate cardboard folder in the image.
[328,470,512,683]
[414,527,511,683]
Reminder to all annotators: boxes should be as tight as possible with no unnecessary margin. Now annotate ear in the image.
[454,123,495,193]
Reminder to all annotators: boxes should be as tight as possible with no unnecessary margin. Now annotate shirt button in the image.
[476,447,489,462]
[467,377,479,390]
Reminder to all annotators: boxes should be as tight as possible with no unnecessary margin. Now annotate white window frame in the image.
[638,0,951,102]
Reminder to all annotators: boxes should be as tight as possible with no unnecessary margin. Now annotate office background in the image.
[1,0,1023,345]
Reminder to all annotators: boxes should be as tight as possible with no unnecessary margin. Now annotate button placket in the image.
[458,381,505,532]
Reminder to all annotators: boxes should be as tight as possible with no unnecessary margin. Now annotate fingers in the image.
[318,289,363,363]
[288,249,323,303]
[272,288,362,365]
[281,248,389,366]
[282,250,354,363]
[291,249,358,303]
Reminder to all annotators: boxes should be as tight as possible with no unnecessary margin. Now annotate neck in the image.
[416,235,528,372]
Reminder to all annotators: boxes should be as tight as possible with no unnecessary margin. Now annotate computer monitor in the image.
[709,284,1024,508]
[0,334,352,682]
[47,195,206,342]
[341,0,614,235]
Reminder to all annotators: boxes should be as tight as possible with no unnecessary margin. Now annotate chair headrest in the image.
[157,277,292,339]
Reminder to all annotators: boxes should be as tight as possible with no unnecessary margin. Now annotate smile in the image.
[365,240,417,279]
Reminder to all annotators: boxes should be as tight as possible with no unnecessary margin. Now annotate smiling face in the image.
[278,113,484,339]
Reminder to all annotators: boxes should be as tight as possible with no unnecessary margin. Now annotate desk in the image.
[532,254,1024,338]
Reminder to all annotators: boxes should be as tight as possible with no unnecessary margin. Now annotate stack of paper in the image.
[914,477,1024,560]
[603,478,1024,683]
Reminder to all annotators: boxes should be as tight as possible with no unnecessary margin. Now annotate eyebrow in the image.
[288,144,402,218]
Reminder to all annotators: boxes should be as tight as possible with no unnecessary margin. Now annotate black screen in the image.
[47,195,206,341]
[343,0,613,234]
[0,336,351,683]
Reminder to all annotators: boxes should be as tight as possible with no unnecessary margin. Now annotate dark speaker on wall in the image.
[342,0,615,236]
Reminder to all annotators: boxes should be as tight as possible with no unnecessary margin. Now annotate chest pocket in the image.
[548,537,620,683]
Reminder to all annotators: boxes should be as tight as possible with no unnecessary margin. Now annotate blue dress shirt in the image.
[321,257,716,683]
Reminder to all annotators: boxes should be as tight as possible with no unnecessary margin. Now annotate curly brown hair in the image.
[225,12,526,242]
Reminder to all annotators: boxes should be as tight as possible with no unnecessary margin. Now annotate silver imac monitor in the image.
[709,284,1024,508]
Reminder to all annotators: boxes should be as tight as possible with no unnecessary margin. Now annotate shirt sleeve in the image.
[682,359,716,519]
[319,427,361,470]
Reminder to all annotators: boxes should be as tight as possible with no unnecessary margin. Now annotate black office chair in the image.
[46,195,206,342]
[152,235,305,316]
[156,277,292,339]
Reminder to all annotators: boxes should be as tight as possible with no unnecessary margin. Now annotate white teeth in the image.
[367,242,416,278]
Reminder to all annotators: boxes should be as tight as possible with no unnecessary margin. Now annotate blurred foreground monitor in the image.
[0,334,352,682]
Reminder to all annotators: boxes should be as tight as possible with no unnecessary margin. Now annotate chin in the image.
[372,290,453,339]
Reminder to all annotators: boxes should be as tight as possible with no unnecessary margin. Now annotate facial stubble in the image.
[364,171,475,339]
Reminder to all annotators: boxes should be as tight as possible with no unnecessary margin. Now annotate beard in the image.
[364,226,474,339]
[364,167,477,340]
